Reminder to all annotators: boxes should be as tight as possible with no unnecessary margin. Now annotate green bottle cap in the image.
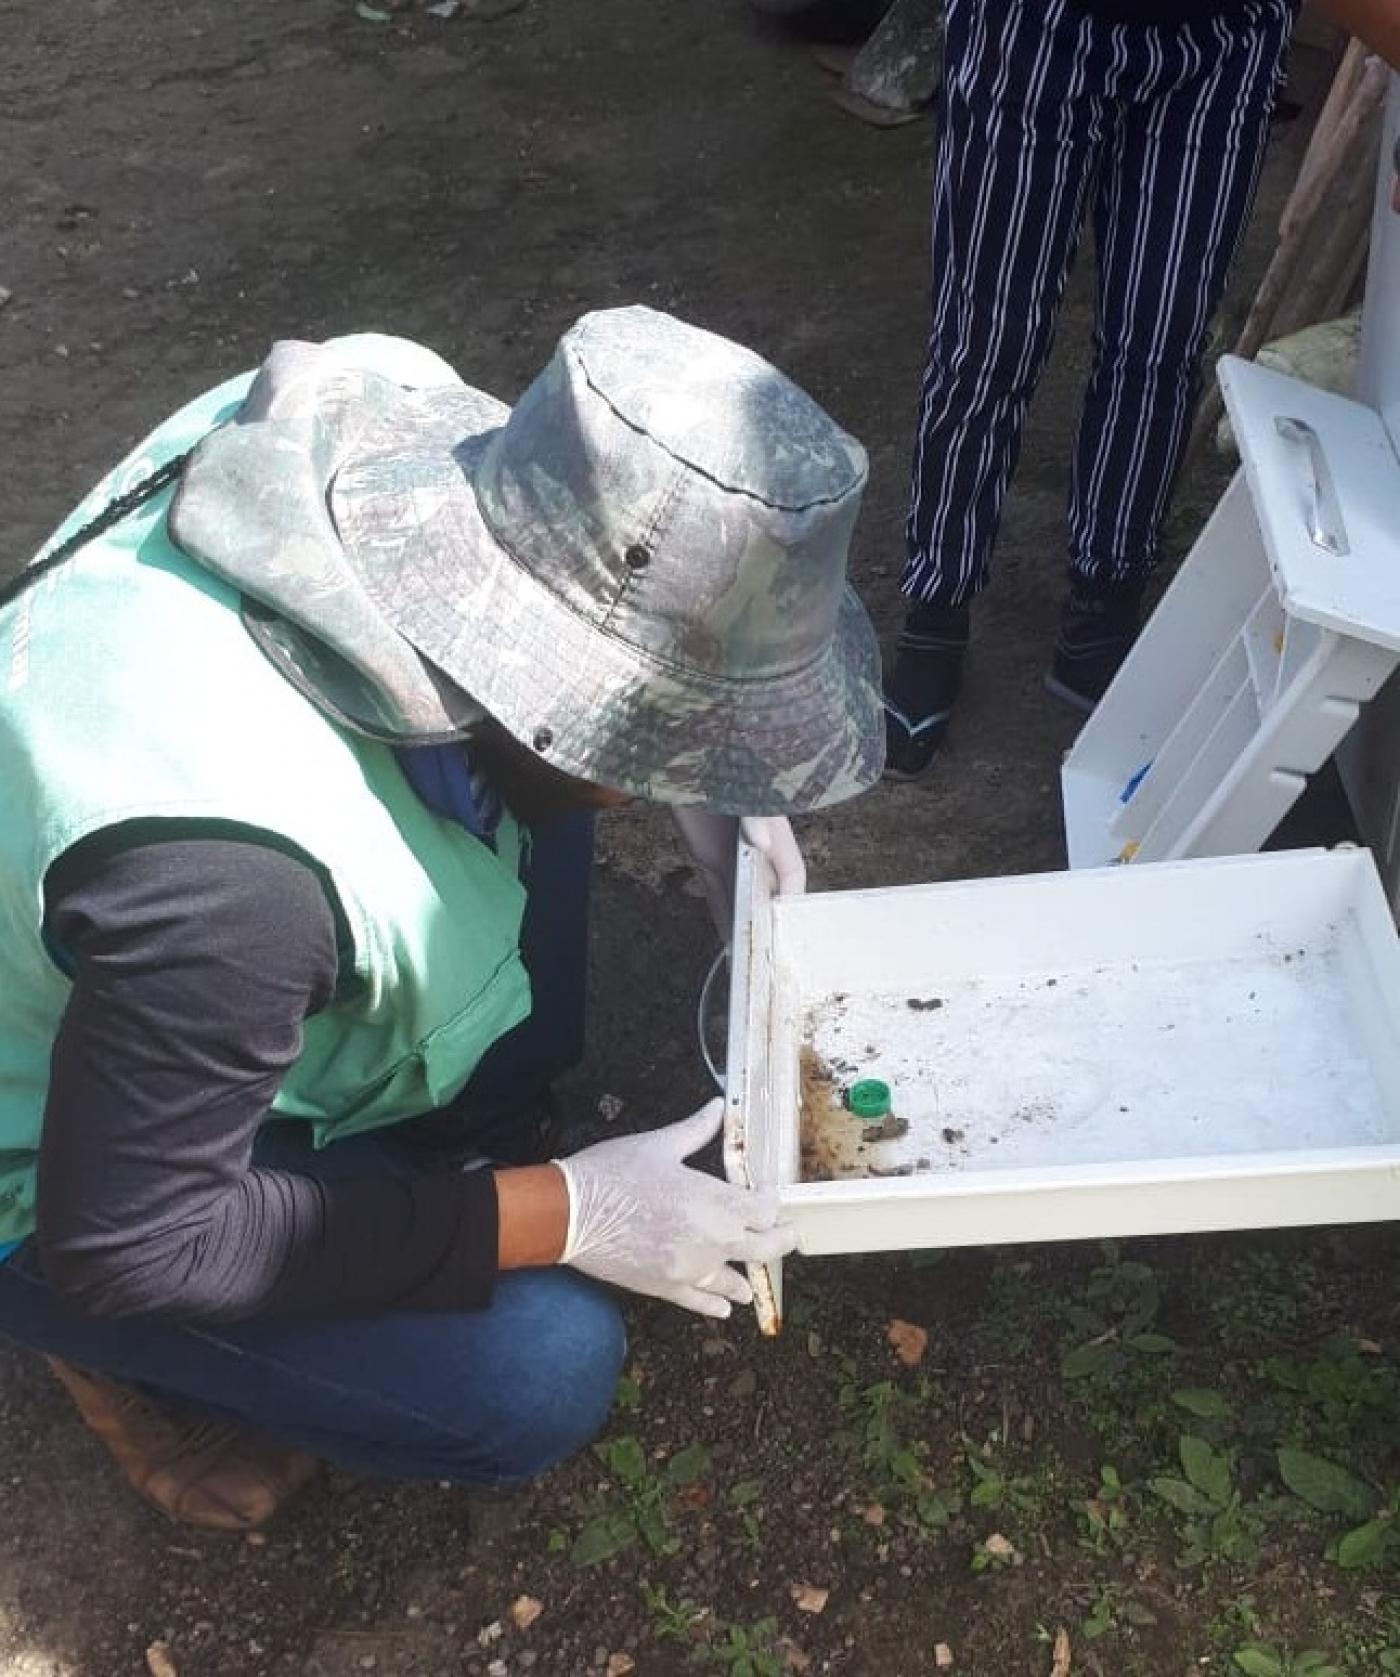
[846,1079,891,1121]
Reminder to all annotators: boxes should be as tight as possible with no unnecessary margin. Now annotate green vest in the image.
[0,374,531,1245]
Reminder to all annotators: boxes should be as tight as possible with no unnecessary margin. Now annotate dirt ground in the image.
[2,3,1397,1674]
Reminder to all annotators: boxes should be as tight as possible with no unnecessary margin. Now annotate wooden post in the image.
[1186,46,1388,466]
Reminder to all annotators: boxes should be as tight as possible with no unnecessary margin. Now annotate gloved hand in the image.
[671,809,807,944]
[554,1100,797,1318]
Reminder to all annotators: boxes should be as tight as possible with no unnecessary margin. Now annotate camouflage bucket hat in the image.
[323,308,883,811]
[172,315,878,818]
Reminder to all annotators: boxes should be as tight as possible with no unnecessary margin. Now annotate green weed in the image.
[1207,1250,1311,1351]
[1055,1249,1190,1457]
[1276,1446,1398,1569]
[1076,1463,1135,1555]
[1078,1583,1158,1642]
[1059,1249,1171,1385]
[964,1440,1041,1516]
[1149,1433,1260,1566]
[1231,1644,1342,1677]
[702,1618,784,1677]
[1318,1595,1400,1675]
[1209,1595,1263,1649]
[725,1478,766,1554]
[834,1361,963,1535]
[644,1587,784,1677]
[644,1583,706,1643]
[567,1436,713,1566]
[1259,1339,1399,1450]
[977,1260,1062,1360]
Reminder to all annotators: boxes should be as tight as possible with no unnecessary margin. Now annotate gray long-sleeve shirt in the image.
[34,835,499,1323]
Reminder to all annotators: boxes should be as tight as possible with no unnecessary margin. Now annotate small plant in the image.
[1058,1249,1176,1385]
[978,1260,1061,1361]
[1077,1463,1134,1554]
[1076,1582,1156,1642]
[1232,1643,1342,1676]
[1171,1388,1235,1422]
[835,1364,963,1534]
[965,1442,1040,1514]
[1332,1484,1398,1570]
[726,1479,765,1553]
[1319,1592,1400,1674]
[644,1583,707,1644]
[646,1592,786,1677]
[1208,1250,1308,1348]
[1259,1340,1399,1446]
[1082,1590,1115,1641]
[1210,1595,1263,1649]
[568,1436,713,1566]
[331,1547,359,1596]
[1150,1434,1259,1565]
[703,1618,784,1677]
[1276,1447,1398,1570]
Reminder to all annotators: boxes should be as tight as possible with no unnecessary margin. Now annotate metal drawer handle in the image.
[1274,415,1350,557]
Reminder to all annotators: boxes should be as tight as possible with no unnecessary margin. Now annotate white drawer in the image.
[723,845,1400,1334]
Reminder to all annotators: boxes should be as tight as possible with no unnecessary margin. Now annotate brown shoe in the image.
[46,1356,319,1531]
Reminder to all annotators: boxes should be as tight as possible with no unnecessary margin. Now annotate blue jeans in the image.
[0,811,626,1485]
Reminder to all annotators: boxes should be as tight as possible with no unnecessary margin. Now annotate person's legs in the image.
[1051,0,1295,709]
[889,0,1106,775]
[0,1238,625,1489]
[1,1120,625,1521]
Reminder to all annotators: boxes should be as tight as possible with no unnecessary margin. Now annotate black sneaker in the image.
[884,700,956,780]
[1045,581,1143,715]
[883,601,969,781]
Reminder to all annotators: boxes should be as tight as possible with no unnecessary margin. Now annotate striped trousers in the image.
[903,0,1296,607]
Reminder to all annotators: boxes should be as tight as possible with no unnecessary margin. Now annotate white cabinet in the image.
[1062,361,1400,870]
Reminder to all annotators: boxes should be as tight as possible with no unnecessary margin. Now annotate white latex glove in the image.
[671,809,807,944]
[554,1100,796,1318]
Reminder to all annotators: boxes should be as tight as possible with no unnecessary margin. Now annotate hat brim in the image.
[330,388,885,815]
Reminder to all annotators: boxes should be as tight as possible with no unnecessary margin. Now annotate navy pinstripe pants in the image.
[903,0,1296,607]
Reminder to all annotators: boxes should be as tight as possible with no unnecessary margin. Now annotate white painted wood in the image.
[723,840,785,1334]
[1220,357,1400,648]
[782,1150,1400,1255]
[1062,403,1400,871]
[724,846,1400,1313]
[1062,475,1279,868]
